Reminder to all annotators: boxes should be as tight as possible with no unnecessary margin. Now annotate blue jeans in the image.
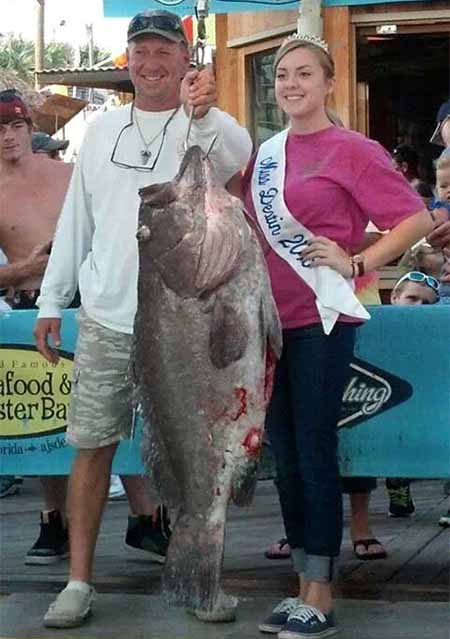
[267,322,357,583]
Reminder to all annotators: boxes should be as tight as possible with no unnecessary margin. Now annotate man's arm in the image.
[36,135,94,319]
[0,243,50,288]
[35,130,95,363]
[181,66,253,185]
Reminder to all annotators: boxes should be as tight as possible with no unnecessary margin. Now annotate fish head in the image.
[137,145,207,261]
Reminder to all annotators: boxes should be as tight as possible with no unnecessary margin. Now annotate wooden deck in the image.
[0,478,448,602]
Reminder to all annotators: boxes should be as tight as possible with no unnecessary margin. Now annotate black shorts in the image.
[9,289,81,310]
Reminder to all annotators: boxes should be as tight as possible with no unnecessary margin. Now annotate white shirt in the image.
[37,104,252,333]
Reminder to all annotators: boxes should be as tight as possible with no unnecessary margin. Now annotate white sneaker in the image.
[108,475,126,500]
[44,582,95,628]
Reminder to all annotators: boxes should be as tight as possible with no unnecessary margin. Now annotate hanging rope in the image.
[184,1,209,150]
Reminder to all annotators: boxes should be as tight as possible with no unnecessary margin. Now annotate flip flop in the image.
[353,538,387,561]
[265,538,291,560]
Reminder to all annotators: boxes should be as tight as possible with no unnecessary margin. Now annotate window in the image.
[250,49,287,145]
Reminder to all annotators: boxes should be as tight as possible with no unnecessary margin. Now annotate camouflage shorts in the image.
[67,308,134,449]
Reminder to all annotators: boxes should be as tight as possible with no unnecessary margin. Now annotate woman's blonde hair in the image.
[274,40,335,80]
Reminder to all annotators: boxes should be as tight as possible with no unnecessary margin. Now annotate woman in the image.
[241,34,444,639]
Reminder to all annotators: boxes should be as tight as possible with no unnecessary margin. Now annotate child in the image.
[391,270,439,306]
[386,271,439,516]
[434,152,450,526]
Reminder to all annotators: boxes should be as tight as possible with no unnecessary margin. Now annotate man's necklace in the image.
[134,105,180,164]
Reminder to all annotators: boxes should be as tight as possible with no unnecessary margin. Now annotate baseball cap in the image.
[127,10,188,46]
[0,89,32,124]
[32,132,69,154]
[430,99,450,146]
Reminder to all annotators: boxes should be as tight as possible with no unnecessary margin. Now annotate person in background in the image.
[430,99,450,149]
[391,271,439,306]
[0,89,161,570]
[32,132,69,160]
[427,100,450,248]
[392,144,421,190]
[0,89,72,548]
[398,241,444,281]
[433,151,450,528]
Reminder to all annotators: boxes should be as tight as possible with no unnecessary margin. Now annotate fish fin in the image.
[163,511,224,610]
[261,283,283,360]
[231,457,259,506]
[209,299,249,369]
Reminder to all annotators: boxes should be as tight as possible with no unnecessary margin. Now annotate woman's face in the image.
[275,47,334,122]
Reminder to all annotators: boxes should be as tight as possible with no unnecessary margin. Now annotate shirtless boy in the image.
[0,89,166,565]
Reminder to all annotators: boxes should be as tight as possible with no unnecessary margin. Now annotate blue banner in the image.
[1,307,449,477]
[103,0,431,18]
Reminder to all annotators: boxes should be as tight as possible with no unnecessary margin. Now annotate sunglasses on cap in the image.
[127,11,187,44]
[394,271,439,293]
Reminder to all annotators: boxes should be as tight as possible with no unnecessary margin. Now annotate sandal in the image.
[353,538,387,561]
[265,537,291,560]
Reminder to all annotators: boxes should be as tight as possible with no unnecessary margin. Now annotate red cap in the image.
[0,91,32,124]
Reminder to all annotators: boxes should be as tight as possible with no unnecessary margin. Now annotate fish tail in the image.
[163,512,225,611]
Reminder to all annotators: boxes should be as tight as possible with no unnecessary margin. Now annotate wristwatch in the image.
[351,254,365,277]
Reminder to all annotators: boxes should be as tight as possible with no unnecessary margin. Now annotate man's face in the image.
[127,35,189,111]
[391,281,437,306]
[0,119,32,162]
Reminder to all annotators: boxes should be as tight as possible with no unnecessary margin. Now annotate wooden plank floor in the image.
[0,478,448,602]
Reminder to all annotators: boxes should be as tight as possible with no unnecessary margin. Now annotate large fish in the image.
[133,146,282,620]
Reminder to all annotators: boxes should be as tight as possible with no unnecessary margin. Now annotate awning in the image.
[36,67,132,94]
[103,0,428,17]
[32,93,88,135]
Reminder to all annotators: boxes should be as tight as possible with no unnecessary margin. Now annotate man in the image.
[34,10,252,628]
[392,143,421,189]
[0,90,163,569]
[391,143,433,207]
[430,99,450,149]
[32,131,69,160]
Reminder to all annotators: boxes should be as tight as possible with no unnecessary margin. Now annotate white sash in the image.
[251,129,370,335]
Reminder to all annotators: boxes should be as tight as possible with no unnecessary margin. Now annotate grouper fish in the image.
[133,145,282,620]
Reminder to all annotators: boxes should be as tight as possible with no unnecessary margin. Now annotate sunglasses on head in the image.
[128,14,184,37]
[395,271,439,293]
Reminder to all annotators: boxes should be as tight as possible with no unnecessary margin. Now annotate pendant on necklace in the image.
[141,149,151,164]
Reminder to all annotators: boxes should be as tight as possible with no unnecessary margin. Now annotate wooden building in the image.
[215,1,449,165]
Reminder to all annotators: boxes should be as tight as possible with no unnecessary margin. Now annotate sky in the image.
[1,0,131,56]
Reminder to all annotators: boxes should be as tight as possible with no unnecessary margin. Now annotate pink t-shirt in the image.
[242,125,424,329]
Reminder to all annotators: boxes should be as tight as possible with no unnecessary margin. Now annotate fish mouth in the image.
[177,145,206,186]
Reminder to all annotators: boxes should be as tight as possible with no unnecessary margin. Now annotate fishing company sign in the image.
[339,358,413,429]
[1,306,449,478]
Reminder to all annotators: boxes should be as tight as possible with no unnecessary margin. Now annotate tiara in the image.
[281,32,329,54]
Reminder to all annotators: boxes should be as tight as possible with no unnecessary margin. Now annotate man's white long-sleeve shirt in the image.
[37,104,252,333]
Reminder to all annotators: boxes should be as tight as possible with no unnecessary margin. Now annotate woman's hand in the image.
[300,236,353,278]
